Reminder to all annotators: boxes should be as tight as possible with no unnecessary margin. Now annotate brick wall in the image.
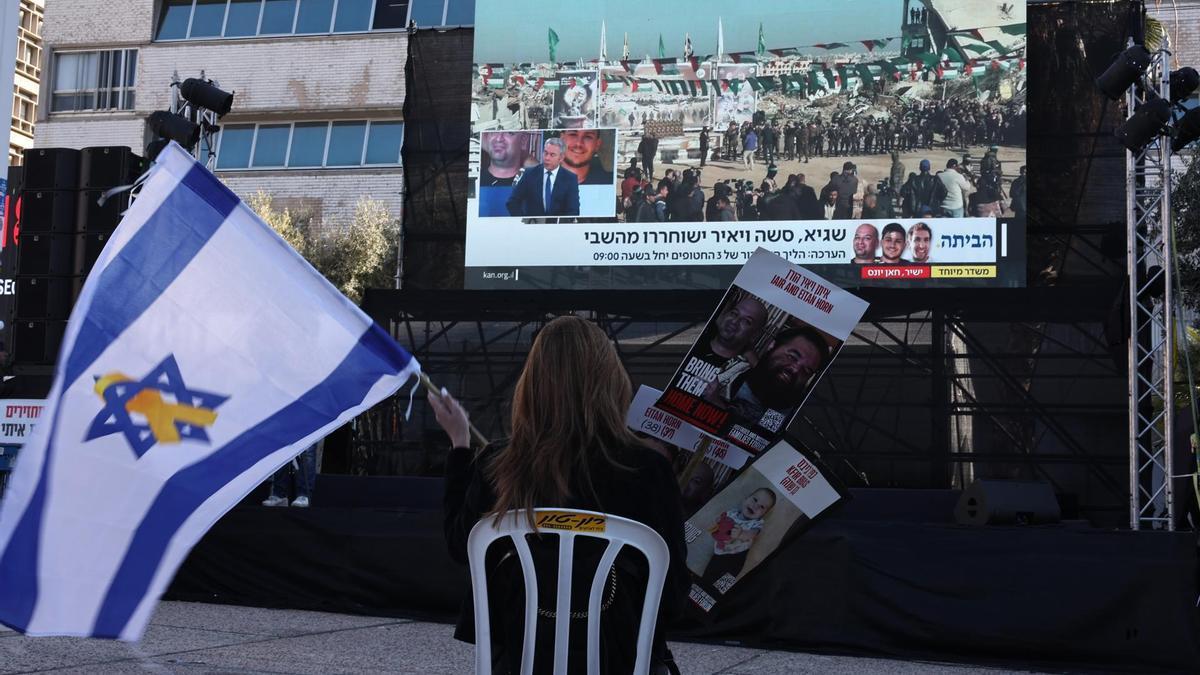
[35,116,144,149]
[1149,2,1200,68]
[42,0,152,46]
[138,33,406,116]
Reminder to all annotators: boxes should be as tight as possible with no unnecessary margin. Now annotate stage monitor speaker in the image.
[13,320,66,365]
[17,232,74,276]
[76,189,128,233]
[954,479,1061,526]
[15,276,73,320]
[22,148,80,190]
[20,190,78,233]
[75,231,110,276]
[80,146,139,189]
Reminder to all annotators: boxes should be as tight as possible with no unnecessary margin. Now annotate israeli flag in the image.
[0,143,419,640]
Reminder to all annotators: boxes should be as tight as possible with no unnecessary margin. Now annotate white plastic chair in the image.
[466,508,670,675]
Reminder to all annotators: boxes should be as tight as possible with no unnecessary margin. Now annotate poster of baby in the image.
[683,439,845,613]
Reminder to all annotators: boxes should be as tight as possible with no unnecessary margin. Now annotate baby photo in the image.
[685,462,804,594]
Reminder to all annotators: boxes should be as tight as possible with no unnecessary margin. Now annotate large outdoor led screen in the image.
[465,0,1027,289]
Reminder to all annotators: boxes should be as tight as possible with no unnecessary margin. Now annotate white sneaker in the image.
[291,496,310,508]
[262,495,289,507]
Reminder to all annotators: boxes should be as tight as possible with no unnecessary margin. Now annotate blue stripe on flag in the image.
[65,165,239,385]
[0,164,238,633]
[92,322,413,638]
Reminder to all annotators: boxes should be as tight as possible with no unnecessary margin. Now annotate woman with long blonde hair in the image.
[432,315,687,674]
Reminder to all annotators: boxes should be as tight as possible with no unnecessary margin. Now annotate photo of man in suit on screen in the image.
[506,137,580,217]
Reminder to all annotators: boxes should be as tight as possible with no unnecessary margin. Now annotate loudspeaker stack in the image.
[12,147,142,366]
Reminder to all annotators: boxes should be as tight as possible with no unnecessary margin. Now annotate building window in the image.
[50,50,137,113]
[373,0,407,28]
[155,0,428,40]
[408,0,472,27]
[216,120,403,170]
[442,0,473,26]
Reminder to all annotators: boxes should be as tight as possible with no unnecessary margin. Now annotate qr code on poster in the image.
[759,409,785,432]
[714,573,737,595]
[689,584,716,612]
[684,520,703,544]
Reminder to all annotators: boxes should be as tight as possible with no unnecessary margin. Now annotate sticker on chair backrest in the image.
[535,511,607,533]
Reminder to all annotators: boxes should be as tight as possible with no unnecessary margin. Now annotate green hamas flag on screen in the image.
[757,23,766,57]
[658,33,666,59]
[548,27,559,63]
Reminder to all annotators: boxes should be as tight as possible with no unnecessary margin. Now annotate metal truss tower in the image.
[1126,42,1175,530]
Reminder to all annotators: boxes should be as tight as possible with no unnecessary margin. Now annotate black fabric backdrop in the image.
[167,482,1200,672]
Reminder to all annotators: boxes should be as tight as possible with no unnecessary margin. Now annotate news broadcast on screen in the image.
[464,0,1026,289]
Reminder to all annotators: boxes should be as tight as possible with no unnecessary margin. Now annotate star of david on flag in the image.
[87,355,229,458]
[0,142,420,641]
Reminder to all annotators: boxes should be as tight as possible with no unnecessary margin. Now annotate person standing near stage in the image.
[903,159,941,217]
[794,173,821,220]
[761,123,777,165]
[434,316,688,675]
[699,127,710,167]
[743,127,759,171]
[724,122,739,160]
[263,444,316,508]
[1011,165,1027,219]
[638,133,659,181]
[937,158,972,218]
[974,146,1004,217]
[831,162,859,220]
[889,150,906,192]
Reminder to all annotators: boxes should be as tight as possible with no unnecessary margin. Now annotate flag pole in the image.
[418,372,490,448]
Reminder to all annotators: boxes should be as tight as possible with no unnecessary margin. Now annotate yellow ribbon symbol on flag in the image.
[94,373,219,444]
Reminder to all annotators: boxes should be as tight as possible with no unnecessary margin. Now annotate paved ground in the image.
[0,601,1049,674]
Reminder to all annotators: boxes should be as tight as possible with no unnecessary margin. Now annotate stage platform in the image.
[166,476,1200,672]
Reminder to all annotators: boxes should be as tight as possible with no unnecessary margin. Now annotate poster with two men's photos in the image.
[654,248,868,453]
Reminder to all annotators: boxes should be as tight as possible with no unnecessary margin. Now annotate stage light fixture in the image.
[144,138,170,162]
[1169,67,1200,103]
[147,111,200,150]
[1096,45,1152,100]
[1115,97,1171,152]
[1172,107,1200,153]
[180,78,234,117]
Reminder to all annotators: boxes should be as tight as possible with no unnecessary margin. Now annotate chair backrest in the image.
[466,508,670,675]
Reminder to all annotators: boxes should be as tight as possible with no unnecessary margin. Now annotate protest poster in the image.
[683,439,844,612]
[0,400,44,444]
[626,385,754,515]
[654,248,868,453]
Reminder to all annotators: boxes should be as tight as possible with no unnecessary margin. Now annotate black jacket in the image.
[443,441,689,674]
[506,165,580,217]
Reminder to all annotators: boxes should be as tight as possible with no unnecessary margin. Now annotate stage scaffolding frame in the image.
[359,288,1129,522]
[1125,42,1175,531]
